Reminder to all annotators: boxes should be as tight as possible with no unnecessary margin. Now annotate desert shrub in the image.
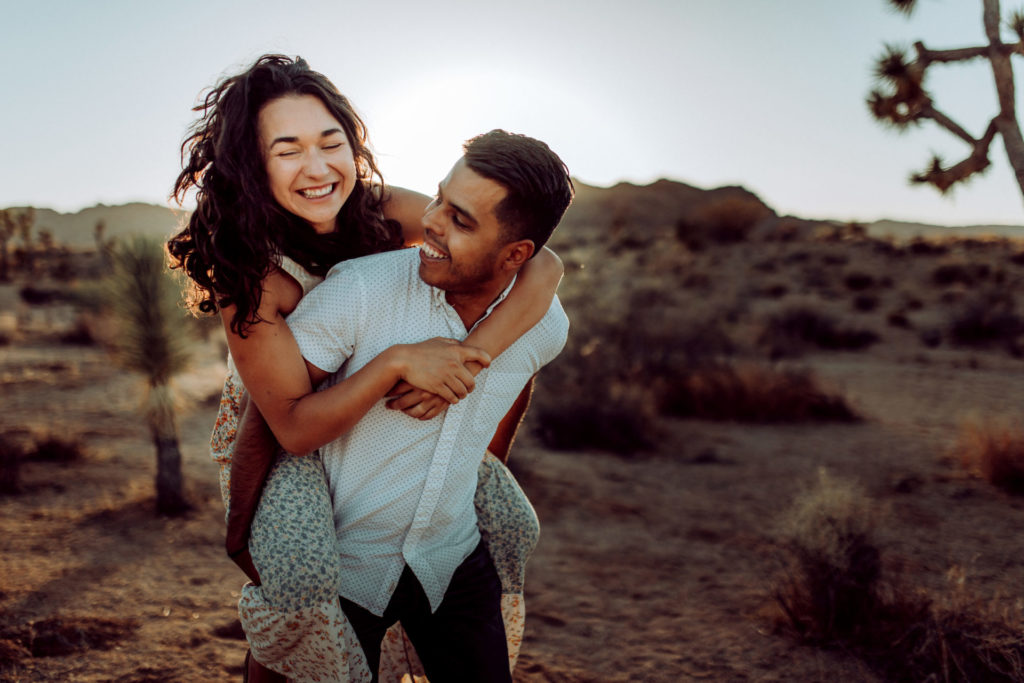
[887,311,911,328]
[757,283,788,299]
[59,319,96,346]
[853,294,879,312]
[774,473,1024,681]
[947,290,1023,351]
[675,196,772,248]
[659,363,857,423]
[0,435,24,495]
[532,298,734,454]
[909,238,949,256]
[775,470,882,641]
[761,307,880,356]
[531,342,657,455]
[1009,250,1024,266]
[932,262,991,287]
[920,327,942,347]
[953,418,1024,494]
[18,286,66,305]
[29,435,85,463]
[844,272,875,291]
[823,253,849,266]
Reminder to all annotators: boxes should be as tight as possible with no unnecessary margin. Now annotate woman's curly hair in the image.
[167,54,402,336]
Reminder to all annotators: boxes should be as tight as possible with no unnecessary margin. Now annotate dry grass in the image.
[774,470,882,641]
[774,471,1024,681]
[953,417,1024,494]
[659,363,857,423]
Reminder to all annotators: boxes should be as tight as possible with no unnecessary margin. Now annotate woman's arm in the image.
[387,246,563,419]
[224,268,489,455]
[381,185,431,246]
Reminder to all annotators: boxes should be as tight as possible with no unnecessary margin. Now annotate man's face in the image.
[418,158,509,294]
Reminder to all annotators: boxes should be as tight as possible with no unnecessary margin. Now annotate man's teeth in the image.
[300,185,333,199]
[421,243,448,259]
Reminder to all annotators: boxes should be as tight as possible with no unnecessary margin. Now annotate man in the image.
[283,129,572,681]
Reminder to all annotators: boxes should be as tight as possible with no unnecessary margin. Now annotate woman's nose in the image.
[304,151,329,177]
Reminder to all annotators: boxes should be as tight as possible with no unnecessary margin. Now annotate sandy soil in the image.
[5,222,1024,681]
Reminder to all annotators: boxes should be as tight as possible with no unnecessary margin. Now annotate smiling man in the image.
[284,129,572,681]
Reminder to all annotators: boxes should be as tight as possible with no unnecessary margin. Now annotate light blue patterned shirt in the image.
[288,247,568,616]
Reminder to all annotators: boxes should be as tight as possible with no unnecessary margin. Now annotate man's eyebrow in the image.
[268,128,344,148]
[436,183,478,225]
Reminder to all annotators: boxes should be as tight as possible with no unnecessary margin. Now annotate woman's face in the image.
[258,94,358,234]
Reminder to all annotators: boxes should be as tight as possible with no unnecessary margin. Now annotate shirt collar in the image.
[430,274,519,331]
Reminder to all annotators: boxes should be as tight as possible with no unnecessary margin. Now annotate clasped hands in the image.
[385,337,490,420]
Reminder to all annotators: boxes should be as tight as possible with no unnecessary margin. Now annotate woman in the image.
[167,55,560,682]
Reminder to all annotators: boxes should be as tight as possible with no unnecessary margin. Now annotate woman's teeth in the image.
[300,184,334,199]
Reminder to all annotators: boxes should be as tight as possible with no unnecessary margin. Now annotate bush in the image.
[532,346,657,455]
[953,418,1024,494]
[932,262,991,287]
[675,196,772,248]
[775,470,882,641]
[844,272,876,291]
[761,307,880,356]
[853,294,879,312]
[947,290,1023,351]
[659,363,857,423]
[29,435,85,464]
[774,472,1024,681]
[0,435,24,495]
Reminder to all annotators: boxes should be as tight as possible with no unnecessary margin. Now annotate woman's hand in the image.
[392,337,491,404]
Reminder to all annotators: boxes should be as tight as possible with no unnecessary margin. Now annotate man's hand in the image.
[386,381,449,420]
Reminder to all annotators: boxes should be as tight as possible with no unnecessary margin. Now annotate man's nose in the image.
[422,203,444,233]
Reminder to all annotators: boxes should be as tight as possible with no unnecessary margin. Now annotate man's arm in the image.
[487,377,536,464]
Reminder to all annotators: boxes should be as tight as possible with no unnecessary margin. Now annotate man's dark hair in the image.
[462,130,573,253]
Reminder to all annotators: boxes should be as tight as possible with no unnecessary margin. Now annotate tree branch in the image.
[910,119,999,193]
[914,41,997,64]
[919,104,985,145]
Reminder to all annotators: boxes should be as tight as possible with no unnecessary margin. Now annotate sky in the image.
[2,0,1023,227]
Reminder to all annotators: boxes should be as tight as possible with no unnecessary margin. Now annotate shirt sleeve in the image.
[286,261,366,374]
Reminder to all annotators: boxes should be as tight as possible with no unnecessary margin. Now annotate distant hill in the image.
[866,219,1024,242]
[2,203,186,249]
[6,185,1023,251]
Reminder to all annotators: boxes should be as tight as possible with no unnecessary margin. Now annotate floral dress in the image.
[210,256,539,681]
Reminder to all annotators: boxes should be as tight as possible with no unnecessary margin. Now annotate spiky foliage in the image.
[868,1,1024,202]
[888,0,918,15]
[105,236,192,514]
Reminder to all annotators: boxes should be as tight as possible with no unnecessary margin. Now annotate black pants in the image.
[339,541,512,683]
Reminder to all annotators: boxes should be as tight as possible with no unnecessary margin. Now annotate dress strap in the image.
[277,255,324,296]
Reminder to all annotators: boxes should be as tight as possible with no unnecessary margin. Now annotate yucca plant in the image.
[868,0,1024,201]
[105,236,193,515]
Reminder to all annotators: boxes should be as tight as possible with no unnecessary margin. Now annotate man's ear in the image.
[502,240,535,271]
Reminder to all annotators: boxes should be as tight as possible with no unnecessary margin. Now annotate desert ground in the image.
[4,182,1024,681]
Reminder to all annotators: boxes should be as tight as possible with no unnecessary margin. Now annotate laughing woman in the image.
[167,55,560,681]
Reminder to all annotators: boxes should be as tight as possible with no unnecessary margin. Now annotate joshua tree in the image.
[868,0,1024,202]
[0,210,13,282]
[13,208,36,275]
[106,236,193,515]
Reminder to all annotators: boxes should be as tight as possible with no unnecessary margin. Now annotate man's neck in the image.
[444,274,516,331]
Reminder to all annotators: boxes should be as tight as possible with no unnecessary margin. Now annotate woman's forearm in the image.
[463,246,563,370]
